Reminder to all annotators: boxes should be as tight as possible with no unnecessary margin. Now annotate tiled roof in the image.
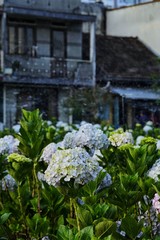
[83,34,160,84]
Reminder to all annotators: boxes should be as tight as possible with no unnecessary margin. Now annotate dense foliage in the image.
[1,109,160,239]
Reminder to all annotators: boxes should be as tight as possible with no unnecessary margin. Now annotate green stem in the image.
[0,182,4,210]
[73,198,80,232]
[70,198,74,218]
[17,182,29,237]
[33,163,41,215]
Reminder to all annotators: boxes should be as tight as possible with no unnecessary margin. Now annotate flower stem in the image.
[73,198,80,232]
[70,198,74,218]
[17,182,29,237]
[33,163,41,214]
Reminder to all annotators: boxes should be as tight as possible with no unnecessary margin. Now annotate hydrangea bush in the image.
[1,109,160,239]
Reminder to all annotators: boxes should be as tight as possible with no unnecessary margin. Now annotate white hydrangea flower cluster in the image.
[143,121,153,134]
[143,125,153,134]
[136,135,145,145]
[44,147,103,187]
[0,135,19,155]
[156,140,160,150]
[109,131,134,147]
[63,123,108,153]
[41,123,112,189]
[147,159,160,182]
[56,121,73,132]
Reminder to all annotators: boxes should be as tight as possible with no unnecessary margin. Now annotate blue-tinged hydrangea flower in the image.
[40,141,65,164]
[44,147,103,187]
[1,174,16,191]
[0,135,19,155]
[95,172,112,193]
[32,237,50,240]
[147,159,160,182]
[0,139,9,155]
[37,172,45,182]
[12,124,20,133]
[109,131,134,147]
[63,123,109,154]
[42,237,50,240]
[62,131,77,149]
[40,142,57,164]
[152,193,160,214]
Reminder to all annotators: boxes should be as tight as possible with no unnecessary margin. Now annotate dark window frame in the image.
[8,23,36,56]
[8,20,67,58]
[50,28,67,59]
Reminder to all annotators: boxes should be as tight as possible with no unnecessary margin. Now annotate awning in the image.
[111,87,160,100]
[5,6,96,22]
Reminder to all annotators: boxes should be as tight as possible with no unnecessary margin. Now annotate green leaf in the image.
[155,236,160,240]
[95,219,116,238]
[76,226,94,240]
[81,171,107,196]
[121,215,143,239]
[56,225,74,240]
[66,218,78,228]
[77,206,93,227]
[57,215,64,226]
[126,158,135,174]
[0,213,11,224]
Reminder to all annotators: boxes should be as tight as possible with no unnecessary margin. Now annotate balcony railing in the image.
[4,55,94,86]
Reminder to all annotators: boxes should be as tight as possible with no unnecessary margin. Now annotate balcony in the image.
[4,55,94,86]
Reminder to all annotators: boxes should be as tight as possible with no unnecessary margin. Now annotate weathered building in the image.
[83,34,160,128]
[0,0,96,127]
[1,0,160,129]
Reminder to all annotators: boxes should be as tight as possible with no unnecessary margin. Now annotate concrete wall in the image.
[5,0,81,12]
[0,0,4,5]
[107,1,160,56]
[80,2,105,34]
[5,87,19,127]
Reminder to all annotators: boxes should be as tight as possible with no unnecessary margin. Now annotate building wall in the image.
[80,2,105,34]
[81,0,152,8]
[4,86,71,128]
[0,87,3,124]
[107,2,160,56]
[5,0,81,12]
[5,87,18,127]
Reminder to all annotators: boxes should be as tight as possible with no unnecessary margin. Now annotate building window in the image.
[8,23,66,58]
[36,28,66,58]
[8,26,35,56]
[51,30,66,58]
